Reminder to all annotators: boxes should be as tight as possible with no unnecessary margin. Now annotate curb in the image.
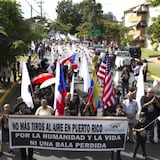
[148,72,160,81]
[0,54,37,106]
[0,82,18,106]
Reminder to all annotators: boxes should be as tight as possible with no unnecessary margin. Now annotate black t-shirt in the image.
[134,121,148,140]
[140,95,158,121]
[69,101,78,116]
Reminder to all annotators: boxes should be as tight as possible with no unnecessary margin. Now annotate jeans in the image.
[133,139,146,157]
[121,81,129,97]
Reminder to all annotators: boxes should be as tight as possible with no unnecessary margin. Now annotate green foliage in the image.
[141,48,160,76]
[147,15,160,50]
[56,0,81,34]
[0,0,34,66]
[0,26,7,36]
[146,0,160,7]
[51,21,73,33]
[55,0,127,42]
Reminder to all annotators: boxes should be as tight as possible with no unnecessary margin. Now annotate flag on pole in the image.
[153,79,159,88]
[97,58,107,81]
[97,53,114,108]
[113,70,119,85]
[31,41,35,52]
[88,62,100,110]
[136,66,145,114]
[79,54,91,92]
[21,62,34,108]
[70,73,75,101]
[60,53,76,65]
[54,61,67,116]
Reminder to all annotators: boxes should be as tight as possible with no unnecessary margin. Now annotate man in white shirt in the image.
[122,91,138,143]
[35,99,54,116]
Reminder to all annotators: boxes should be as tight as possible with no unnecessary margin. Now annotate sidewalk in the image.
[0,54,37,107]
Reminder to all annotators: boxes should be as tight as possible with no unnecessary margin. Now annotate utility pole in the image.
[38,0,44,20]
[31,5,33,18]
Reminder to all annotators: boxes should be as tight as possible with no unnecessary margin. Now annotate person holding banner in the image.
[110,104,125,160]
[0,104,13,156]
[15,102,34,160]
[132,112,148,160]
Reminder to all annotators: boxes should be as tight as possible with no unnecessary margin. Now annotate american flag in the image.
[97,53,114,108]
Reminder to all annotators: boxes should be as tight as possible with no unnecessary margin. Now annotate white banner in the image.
[9,116,128,151]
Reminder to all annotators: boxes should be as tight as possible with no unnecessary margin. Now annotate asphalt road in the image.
[1,50,160,160]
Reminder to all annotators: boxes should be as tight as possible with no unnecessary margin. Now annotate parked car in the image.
[122,46,141,59]
[114,50,131,69]
[93,44,107,55]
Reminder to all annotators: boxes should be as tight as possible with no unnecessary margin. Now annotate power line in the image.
[33,0,51,19]
[22,0,52,20]
[24,0,40,16]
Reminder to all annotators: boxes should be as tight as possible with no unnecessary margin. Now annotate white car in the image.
[115,51,131,69]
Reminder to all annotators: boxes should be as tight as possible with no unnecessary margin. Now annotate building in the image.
[123,3,160,49]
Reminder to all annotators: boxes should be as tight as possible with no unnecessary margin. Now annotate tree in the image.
[146,0,160,50]
[55,0,81,34]
[0,26,7,37]
[55,0,124,43]
[50,21,73,33]
[104,12,117,21]
[147,16,160,50]
[0,0,34,66]
[146,0,160,6]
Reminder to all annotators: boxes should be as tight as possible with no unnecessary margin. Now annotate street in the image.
[1,48,160,160]
[1,141,160,160]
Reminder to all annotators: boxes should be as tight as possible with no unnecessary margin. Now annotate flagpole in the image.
[88,87,94,102]
[29,82,34,97]
[143,116,159,130]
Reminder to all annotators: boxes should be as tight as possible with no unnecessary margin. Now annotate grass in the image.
[141,48,160,59]
[141,48,160,77]
[148,65,160,77]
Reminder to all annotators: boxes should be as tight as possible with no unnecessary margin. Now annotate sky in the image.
[17,0,146,21]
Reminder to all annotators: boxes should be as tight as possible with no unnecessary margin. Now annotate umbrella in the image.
[40,77,56,89]
[32,73,55,84]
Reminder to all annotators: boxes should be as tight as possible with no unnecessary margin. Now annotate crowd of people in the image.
[0,41,160,160]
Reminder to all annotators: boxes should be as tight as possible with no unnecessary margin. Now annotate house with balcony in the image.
[123,3,160,48]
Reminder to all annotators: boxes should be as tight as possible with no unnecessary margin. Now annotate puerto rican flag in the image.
[54,61,67,116]
[60,53,76,65]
